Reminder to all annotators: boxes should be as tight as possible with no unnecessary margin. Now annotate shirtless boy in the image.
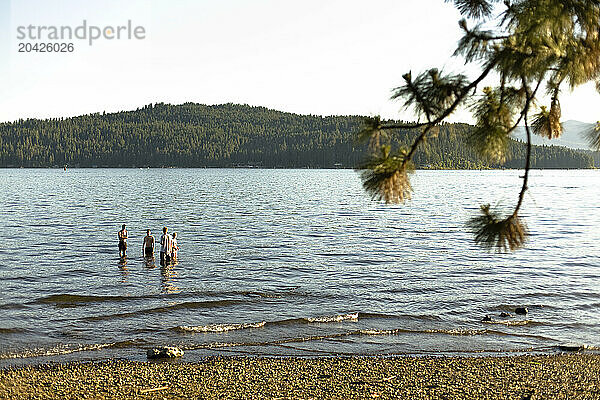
[118,224,128,257]
[142,229,155,257]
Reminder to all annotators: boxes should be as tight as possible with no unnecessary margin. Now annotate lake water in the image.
[1,169,599,366]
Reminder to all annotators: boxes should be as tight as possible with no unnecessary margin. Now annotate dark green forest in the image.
[0,102,594,169]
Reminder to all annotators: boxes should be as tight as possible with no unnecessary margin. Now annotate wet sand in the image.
[1,354,599,399]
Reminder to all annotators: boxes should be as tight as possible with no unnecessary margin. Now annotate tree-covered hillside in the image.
[580,150,600,168]
[0,103,593,168]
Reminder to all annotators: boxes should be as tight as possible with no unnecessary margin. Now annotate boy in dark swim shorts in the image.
[118,224,128,257]
[142,229,155,257]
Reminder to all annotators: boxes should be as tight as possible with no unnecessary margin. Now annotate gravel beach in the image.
[1,354,599,399]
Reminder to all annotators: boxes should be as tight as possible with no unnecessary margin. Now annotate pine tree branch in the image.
[404,75,433,123]
[514,111,532,216]
[513,78,543,216]
[381,62,497,134]
[401,61,498,166]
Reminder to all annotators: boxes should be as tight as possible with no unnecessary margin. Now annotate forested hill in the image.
[0,102,594,169]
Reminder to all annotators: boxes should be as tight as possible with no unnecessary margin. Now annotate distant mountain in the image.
[512,120,595,150]
[0,103,594,169]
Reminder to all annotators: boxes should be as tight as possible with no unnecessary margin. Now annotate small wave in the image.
[243,291,283,299]
[175,313,358,333]
[0,327,27,334]
[360,312,442,321]
[360,328,489,337]
[570,302,600,311]
[425,328,489,336]
[0,303,27,310]
[34,290,298,307]
[484,320,536,327]
[34,292,237,306]
[306,313,358,323]
[182,327,497,350]
[0,343,117,360]
[0,275,39,282]
[34,293,143,306]
[174,312,452,334]
[175,321,266,333]
[358,312,400,319]
[183,332,355,351]
[83,300,245,322]
[359,329,400,336]
[159,325,564,354]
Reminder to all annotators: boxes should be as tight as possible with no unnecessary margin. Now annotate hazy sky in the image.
[1,0,599,123]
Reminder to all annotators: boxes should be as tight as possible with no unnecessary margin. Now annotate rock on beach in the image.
[146,346,184,359]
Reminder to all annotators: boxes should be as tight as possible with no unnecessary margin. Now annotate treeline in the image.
[580,150,600,167]
[0,102,593,169]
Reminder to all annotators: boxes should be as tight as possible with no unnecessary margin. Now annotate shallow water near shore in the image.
[0,168,599,366]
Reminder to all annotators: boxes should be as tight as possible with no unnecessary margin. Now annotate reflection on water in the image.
[160,265,179,294]
[143,255,156,269]
[117,257,128,282]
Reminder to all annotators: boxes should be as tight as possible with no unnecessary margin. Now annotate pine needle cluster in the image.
[468,205,528,252]
[358,146,414,204]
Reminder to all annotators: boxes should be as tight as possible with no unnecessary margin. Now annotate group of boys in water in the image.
[118,224,179,264]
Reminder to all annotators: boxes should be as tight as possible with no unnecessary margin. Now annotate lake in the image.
[0,168,599,365]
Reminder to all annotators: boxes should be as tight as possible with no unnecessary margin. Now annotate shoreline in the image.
[2,354,600,399]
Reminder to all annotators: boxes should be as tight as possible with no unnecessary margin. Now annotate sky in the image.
[1,0,599,123]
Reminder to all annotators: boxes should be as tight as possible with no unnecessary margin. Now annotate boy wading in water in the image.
[118,224,128,257]
[160,227,172,265]
[171,232,179,262]
[142,230,155,257]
